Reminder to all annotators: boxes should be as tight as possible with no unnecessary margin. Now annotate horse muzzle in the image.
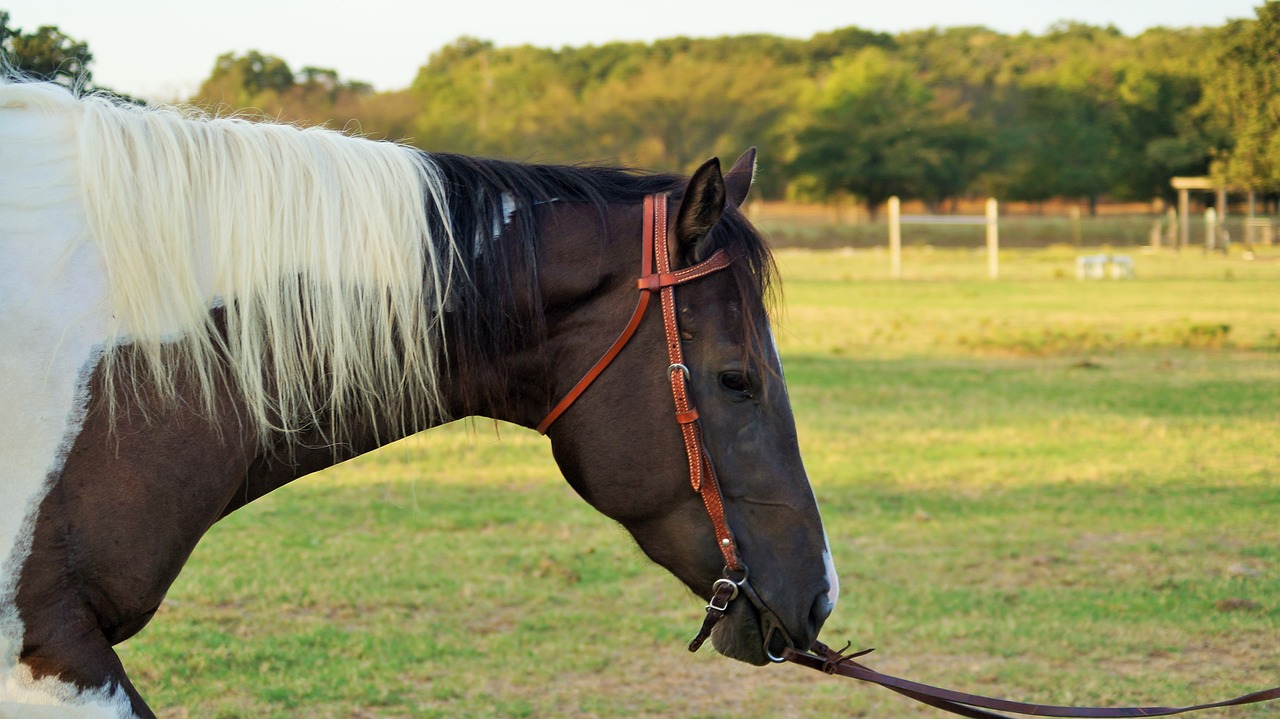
[702,574,833,665]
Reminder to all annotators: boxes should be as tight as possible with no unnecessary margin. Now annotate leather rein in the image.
[785,641,1280,718]
[535,193,1280,717]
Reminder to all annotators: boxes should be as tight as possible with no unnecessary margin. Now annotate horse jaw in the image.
[708,602,773,666]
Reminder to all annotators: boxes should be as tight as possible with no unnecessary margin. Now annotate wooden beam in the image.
[1171,176,1216,191]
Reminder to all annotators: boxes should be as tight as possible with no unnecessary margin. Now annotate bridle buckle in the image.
[706,577,741,612]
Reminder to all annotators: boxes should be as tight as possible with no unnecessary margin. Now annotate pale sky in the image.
[3,0,1264,101]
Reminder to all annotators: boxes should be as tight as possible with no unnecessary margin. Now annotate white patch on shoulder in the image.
[0,83,129,716]
[0,664,135,718]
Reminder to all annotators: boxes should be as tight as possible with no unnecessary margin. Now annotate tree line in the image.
[4,4,1278,215]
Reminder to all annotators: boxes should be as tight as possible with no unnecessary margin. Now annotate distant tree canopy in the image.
[1204,2,1280,192]
[791,47,984,216]
[388,13,1277,212]
[8,4,1280,209]
[189,51,377,128]
[0,9,93,86]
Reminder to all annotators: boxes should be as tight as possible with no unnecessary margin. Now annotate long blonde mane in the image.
[2,80,462,444]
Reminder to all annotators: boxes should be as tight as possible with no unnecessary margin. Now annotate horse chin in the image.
[709,602,777,666]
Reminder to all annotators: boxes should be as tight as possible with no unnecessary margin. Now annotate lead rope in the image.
[783,641,1280,718]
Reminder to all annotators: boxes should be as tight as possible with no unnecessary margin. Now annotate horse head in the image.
[533,150,838,665]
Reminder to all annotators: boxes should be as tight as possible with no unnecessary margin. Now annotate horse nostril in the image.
[809,592,835,636]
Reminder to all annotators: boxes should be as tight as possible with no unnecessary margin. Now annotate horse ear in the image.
[723,147,757,208]
[673,157,726,268]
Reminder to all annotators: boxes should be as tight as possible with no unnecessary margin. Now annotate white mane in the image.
[0,79,462,444]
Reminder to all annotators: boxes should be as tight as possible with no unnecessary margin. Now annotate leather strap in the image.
[785,641,1280,718]
[649,194,741,571]
[687,579,739,653]
[536,193,738,572]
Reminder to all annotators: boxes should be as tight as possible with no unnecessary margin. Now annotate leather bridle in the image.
[537,193,789,656]
[536,192,1280,716]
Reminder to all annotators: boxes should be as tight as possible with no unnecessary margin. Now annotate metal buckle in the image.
[668,363,690,381]
[706,578,740,612]
[706,564,750,612]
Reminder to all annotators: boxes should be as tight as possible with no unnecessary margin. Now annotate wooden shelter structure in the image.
[1171,176,1272,250]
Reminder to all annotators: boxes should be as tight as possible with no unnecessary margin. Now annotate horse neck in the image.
[427,198,645,435]
[223,196,644,514]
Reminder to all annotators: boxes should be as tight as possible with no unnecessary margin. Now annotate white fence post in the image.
[1247,191,1256,246]
[1205,207,1217,252]
[887,198,999,279]
[986,198,999,280]
[1178,188,1190,251]
[888,196,902,280]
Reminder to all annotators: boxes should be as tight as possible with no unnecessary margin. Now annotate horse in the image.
[0,78,838,718]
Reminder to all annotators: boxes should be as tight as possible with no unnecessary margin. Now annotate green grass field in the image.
[123,247,1280,719]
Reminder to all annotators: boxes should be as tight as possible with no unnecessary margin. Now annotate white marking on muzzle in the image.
[822,541,840,608]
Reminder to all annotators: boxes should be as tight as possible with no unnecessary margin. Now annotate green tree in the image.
[0,10,93,86]
[805,26,896,68]
[581,52,800,179]
[790,48,974,216]
[190,51,377,131]
[1122,28,1221,201]
[193,51,296,110]
[409,38,585,159]
[1018,26,1120,210]
[1203,2,1280,191]
[991,23,1188,213]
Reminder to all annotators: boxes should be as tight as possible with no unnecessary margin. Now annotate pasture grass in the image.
[122,248,1280,718]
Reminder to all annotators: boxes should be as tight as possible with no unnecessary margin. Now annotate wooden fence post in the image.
[1178,188,1190,251]
[888,196,902,280]
[1205,207,1217,253]
[986,198,999,280]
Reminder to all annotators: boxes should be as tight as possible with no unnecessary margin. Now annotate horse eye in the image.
[719,371,752,397]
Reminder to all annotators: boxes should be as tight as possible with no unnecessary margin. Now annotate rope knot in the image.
[818,641,876,675]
